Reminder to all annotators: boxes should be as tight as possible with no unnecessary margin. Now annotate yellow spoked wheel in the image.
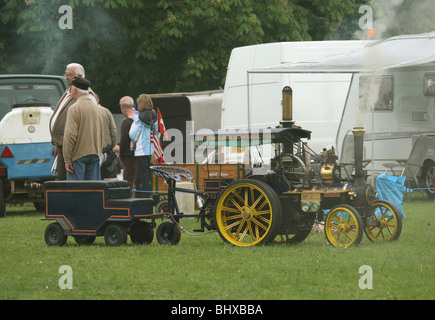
[215,179,282,247]
[364,200,402,242]
[325,205,364,247]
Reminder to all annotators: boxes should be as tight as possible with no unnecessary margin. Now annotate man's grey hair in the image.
[120,96,134,108]
[72,86,89,95]
[67,63,85,78]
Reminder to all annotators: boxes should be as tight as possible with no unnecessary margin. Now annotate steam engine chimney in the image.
[280,86,294,127]
[352,127,366,179]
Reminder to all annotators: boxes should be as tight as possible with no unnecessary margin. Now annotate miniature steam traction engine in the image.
[202,86,403,247]
[206,126,402,247]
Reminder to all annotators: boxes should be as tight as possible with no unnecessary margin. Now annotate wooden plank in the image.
[151,163,244,193]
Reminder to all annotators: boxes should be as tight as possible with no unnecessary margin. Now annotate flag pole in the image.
[149,111,153,162]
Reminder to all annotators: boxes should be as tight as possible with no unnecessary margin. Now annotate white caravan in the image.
[246,32,435,197]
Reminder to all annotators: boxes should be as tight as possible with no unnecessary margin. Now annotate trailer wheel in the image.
[104,224,127,246]
[324,205,364,247]
[73,235,96,245]
[0,180,5,218]
[156,200,169,213]
[364,200,402,242]
[34,202,45,212]
[156,221,181,245]
[215,179,282,247]
[130,221,154,244]
[422,161,435,200]
[44,222,67,246]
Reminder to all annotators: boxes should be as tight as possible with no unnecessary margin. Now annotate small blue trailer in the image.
[43,180,154,246]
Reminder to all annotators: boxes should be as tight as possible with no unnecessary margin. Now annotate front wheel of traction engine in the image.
[214,179,282,247]
[364,200,402,242]
[324,204,364,247]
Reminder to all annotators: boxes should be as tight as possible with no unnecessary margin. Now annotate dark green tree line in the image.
[6,0,422,112]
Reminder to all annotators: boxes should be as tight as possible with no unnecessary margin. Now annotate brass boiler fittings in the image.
[320,147,338,185]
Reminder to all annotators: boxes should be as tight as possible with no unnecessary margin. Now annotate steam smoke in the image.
[13,4,125,77]
[354,0,404,127]
[370,0,404,39]
[355,0,435,40]
[351,0,435,168]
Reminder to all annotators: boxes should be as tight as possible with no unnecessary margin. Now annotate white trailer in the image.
[222,40,371,154]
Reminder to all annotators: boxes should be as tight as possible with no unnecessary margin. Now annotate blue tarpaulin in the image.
[376,173,407,218]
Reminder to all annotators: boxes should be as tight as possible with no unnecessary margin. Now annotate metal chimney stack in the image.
[352,127,365,179]
[280,86,294,127]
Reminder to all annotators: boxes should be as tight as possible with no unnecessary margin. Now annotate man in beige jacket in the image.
[49,63,97,180]
[63,77,103,180]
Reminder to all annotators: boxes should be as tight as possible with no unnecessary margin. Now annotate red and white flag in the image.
[158,108,168,140]
[151,108,166,163]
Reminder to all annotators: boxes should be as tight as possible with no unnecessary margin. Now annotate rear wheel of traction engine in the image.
[215,179,282,247]
[44,222,68,246]
[104,223,128,246]
[324,205,364,247]
[156,221,181,245]
[364,200,402,242]
[130,220,154,244]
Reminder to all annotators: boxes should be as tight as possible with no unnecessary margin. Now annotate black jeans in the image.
[136,155,151,198]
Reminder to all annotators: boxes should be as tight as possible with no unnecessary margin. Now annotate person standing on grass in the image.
[96,93,119,179]
[129,94,157,198]
[118,96,141,192]
[63,77,103,180]
[49,63,97,180]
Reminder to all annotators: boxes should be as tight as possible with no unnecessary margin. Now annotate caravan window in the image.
[424,73,435,96]
[359,75,393,111]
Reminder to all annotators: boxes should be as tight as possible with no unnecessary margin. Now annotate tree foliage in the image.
[0,0,388,111]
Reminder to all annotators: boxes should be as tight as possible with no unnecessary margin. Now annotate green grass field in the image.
[0,195,433,300]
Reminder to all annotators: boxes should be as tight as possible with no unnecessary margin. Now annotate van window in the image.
[0,81,63,120]
[359,75,393,111]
